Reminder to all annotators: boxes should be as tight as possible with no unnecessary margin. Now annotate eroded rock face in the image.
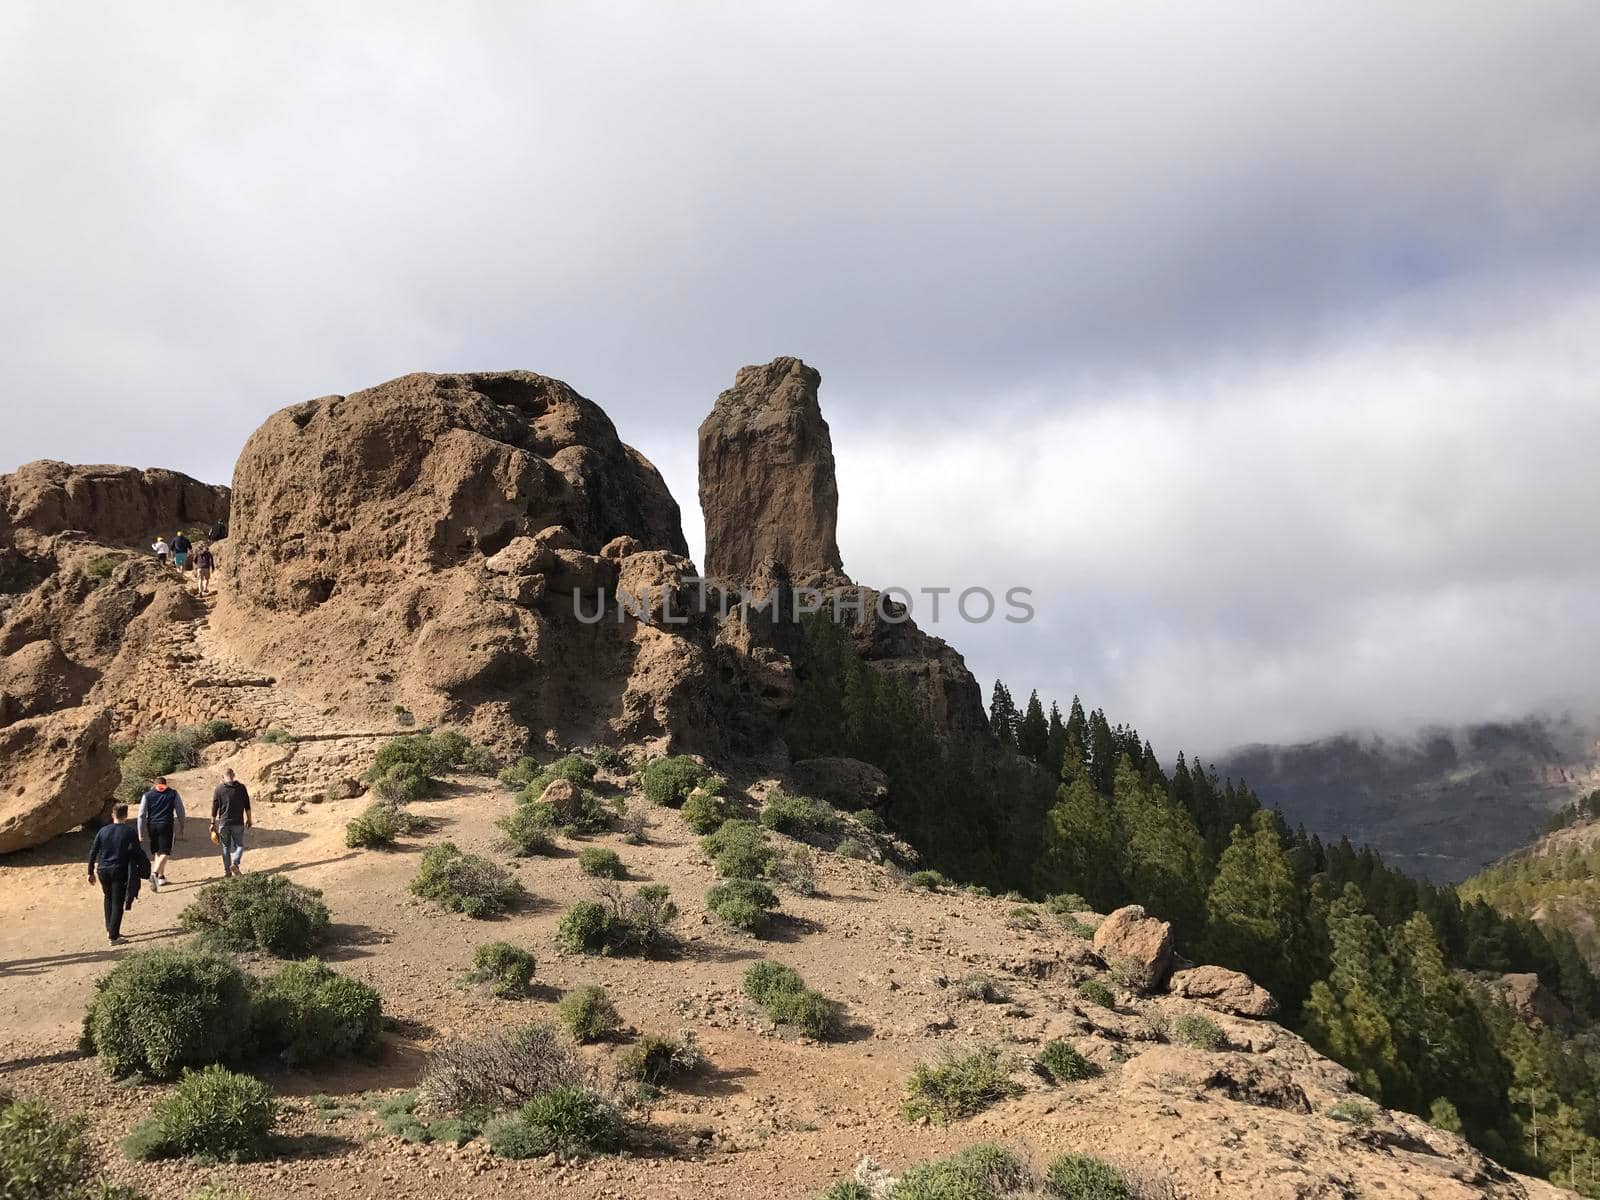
[699,358,842,584]
[1093,904,1177,993]
[0,706,118,853]
[1168,965,1279,1019]
[0,460,229,551]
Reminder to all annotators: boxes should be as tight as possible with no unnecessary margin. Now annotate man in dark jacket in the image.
[87,804,149,944]
[211,768,252,876]
[137,776,185,891]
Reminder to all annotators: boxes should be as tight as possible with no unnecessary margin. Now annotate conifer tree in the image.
[1045,701,1068,773]
[1039,756,1121,910]
[1112,758,1209,943]
[1017,689,1049,763]
[989,680,1018,746]
[1203,810,1313,1010]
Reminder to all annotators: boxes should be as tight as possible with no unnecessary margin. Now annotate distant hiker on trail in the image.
[87,804,150,945]
[194,543,215,594]
[208,521,227,543]
[137,776,185,891]
[171,531,191,570]
[152,536,169,564]
[211,768,252,877]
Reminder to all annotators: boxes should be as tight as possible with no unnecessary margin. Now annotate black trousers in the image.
[99,872,128,939]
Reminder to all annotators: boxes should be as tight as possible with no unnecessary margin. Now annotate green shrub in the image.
[0,1091,103,1200]
[641,755,706,807]
[819,1182,872,1200]
[429,729,470,765]
[410,842,523,918]
[955,974,1010,1004]
[1172,1013,1225,1051]
[680,790,728,834]
[123,1066,276,1163]
[202,719,241,743]
[82,948,252,1079]
[759,791,839,836]
[701,819,773,879]
[363,732,471,800]
[851,808,886,834]
[548,754,598,784]
[901,1046,1022,1123]
[1037,1039,1096,1084]
[460,743,499,775]
[556,901,613,954]
[895,1143,1031,1200]
[117,724,227,802]
[587,746,624,770]
[180,873,330,956]
[765,989,841,1040]
[344,801,427,849]
[499,757,541,787]
[707,879,779,935]
[1077,979,1115,1009]
[258,728,295,745]
[499,802,559,855]
[486,1087,623,1159]
[466,942,537,999]
[1329,1096,1380,1126]
[1008,906,1042,931]
[1044,1154,1132,1199]
[1046,892,1089,916]
[618,1032,705,1086]
[908,870,946,890]
[768,843,817,895]
[251,959,382,1066]
[519,782,609,834]
[743,960,805,1004]
[372,761,432,803]
[558,986,620,1042]
[557,885,678,956]
[578,848,626,879]
[834,837,873,860]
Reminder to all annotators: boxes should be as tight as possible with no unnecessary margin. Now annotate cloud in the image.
[3,1,1599,752]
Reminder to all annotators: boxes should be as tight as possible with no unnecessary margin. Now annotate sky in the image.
[4,2,1599,756]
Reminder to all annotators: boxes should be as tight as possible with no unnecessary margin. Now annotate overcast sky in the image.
[5,2,1599,756]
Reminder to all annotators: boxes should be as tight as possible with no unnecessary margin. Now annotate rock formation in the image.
[0,461,229,852]
[1092,904,1177,993]
[1167,964,1280,1018]
[698,357,842,583]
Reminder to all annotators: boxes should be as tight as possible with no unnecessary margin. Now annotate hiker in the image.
[170,530,192,571]
[87,804,150,945]
[194,543,215,595]
[136,776,185,891]
[152,535,169,564]
[208,520,227,543]
[211,768,252,877]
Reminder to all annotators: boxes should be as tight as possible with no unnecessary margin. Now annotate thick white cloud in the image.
[3,1,1598,752]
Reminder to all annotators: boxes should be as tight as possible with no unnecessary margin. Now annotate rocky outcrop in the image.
[1487,972,1574,1029]
[1093,904,1177,993]
[1167,965,1279,1019]
[0,705,117,853]
[1,460,228,552]
[699,357,842,584]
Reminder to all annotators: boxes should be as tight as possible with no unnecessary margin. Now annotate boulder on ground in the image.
[0,705,117,853]
[1168,965,1279,1019]
[789,757,889,810]
[1092,904,1176,993]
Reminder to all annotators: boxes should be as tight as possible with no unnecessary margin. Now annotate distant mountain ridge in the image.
[1217,715,1600,883]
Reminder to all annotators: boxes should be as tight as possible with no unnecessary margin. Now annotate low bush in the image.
[82,947,253,1079]
[372,1091,478,1145]
[499,757,541,787]
[466,942,538,999]
[556,901,612,954]
[519,782,610,835]
[499,802,559,856]
[410,842,523,918]
[1044,1153,1133,1198]
[819,1183,872,1200]
[345,801,428,849]
[587,746,624,770]
[1007,906,1042,931]
[743,960,806,1005]
[908,870,946,891]
[372,761,431,804]
[850,808,886,834]
[180,873,331,957]
[484,1087,623,1159]
[258,728,295,744]
[834,837,873,861]
[765,989,842,1040]
[1172,1013,1225,1051]
[1329,1096,1380,1126]
[618,1031,706,1087]
[679,790,728,834]
[363,732,471,802]
[900,1046,1022,1123]
[578,848,626,879]
[641,755,706,807]
[429,729,470,765]
[461,744,500,775]
[616,804,649,845]
[955,974,1011,1004]
[701,819,774,880]
[707,879,779,935]
[417,1023,594,1115]
[768,843,817,895]
[123,1066,276,1163]
[557,884,679,956]
[0,1090,118,1200]
[1045,892,1090,917]
[759,791,839,836]
[896,1143,1032,1200]
[251,959,382,1066]
[1037,1039,1096,1084]
[1077,979,1116,1009]
[558,985,620,1043]
[117,724,230,802]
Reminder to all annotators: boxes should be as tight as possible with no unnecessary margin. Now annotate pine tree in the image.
[1113,758,1209,943]
[989,680,1018,746]
[1039,757,1122,910]
[1203,810,1314,1010]
[1302,885,1402,1101]
[1045,701,1068,773]
[1087,708,1117,795]
[1017,689,1049,763]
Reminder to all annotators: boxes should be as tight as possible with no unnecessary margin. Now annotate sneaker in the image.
[151,878,161,893]
[110,936,129,945]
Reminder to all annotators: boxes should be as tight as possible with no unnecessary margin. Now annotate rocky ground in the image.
[0,736,1573,1198]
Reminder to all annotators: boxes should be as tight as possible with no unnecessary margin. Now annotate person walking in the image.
[152,535,169,565]
[170,530,192,572]
[87,804,149,944]
[193,543,215,595]
[136,776,185,891]
[211,768,252,876]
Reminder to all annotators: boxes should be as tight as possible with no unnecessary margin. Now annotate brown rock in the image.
[698,357,842,583]
[1168,965,1280,1019]
[1488,972,1573,1029]
[789,757,889,810]
[1121,1045,1311,1113]
[1093,904,1176,993]
[0,705,118,853]
[0,460,228,550]
[0,639,95,725]
[600,535,644,559]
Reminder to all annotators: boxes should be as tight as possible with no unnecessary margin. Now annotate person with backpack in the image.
[152,535,169,564]
[193,543,216,594]
[136,776,185,891]
[211,768,252,876]
[87,804,150,944]
[170,531,192,571]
